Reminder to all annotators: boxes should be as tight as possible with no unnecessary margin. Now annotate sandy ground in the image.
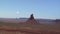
[0,28,60,34]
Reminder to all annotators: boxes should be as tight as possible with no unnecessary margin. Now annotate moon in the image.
[16,11,19,14]
[16,10,20,18]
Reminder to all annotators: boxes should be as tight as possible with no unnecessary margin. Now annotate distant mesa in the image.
[25,14,40,24]
[55,19,60,24]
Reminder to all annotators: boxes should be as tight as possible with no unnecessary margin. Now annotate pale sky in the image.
[0,0,60,19]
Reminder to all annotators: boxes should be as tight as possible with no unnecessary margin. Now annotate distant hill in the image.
[55,19,60,24]
[0,18,57,25]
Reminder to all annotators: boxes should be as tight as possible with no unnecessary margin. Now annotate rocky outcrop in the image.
[25,14,40,24]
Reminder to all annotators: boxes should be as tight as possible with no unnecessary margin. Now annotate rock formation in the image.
[25,14,39,24]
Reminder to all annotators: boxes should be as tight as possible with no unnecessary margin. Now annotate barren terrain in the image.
[0,22,60,34]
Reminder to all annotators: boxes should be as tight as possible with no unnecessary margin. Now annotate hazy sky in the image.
[0,0,60,19]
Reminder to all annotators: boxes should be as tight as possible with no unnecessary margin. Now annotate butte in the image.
[25,14,40,24]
